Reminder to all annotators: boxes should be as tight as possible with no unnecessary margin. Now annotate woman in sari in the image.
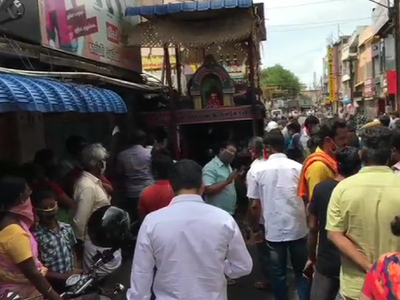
[0,175,62,300]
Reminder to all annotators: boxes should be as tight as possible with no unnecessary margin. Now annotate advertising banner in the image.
[142,55,176,71]
[38,0,142,72]
[327,47,337,102]
[387,70,397,95]
[364,78,375,99]
[143,106,261,127]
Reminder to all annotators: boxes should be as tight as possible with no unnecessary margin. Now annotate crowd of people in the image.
[246,113,400,300]
[0,130,173,300]
[129,112,400,300]
[2,112,400,300]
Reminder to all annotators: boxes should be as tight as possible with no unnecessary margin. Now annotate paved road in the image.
[108,245,298,300]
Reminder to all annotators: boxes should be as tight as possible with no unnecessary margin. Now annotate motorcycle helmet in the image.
[87,205,131,249]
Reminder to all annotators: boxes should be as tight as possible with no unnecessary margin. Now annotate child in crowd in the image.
[31,190,82,292]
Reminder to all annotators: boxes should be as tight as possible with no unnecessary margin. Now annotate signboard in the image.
[364,78,375,98]
[387,70,397,94]
[142,55,176,71]
[0,0,41,44]
[143,106,262,127]
[38,0,141,72]
[327,47,337,102]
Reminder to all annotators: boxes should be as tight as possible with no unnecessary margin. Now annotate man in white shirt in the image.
[73,143,122,276]
[247,129,309,300]
[246,137,270,290]
[128,159,252,300]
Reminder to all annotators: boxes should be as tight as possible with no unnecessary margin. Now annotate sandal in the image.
[254,281,271,290]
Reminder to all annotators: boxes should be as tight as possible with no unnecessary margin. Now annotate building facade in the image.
[341,26,366,103]
[0,0,151,163]
[356,25,375,118]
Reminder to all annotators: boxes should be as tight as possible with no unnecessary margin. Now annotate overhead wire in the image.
[268,17,371,32]
[266,0,347,10]
[268,17,371,28]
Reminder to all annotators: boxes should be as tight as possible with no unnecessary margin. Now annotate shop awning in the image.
[0,73,127,113]
[125,0,253,17]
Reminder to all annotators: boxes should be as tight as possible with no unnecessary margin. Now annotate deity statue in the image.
[206,93,223,108]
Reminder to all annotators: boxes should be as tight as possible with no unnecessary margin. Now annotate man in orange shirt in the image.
[138,154,175,219]
[298,118,348,203]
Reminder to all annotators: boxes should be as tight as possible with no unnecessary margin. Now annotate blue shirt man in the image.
[202,142,237,215]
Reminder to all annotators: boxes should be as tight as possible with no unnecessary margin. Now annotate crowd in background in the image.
[247,113,400,300]
[0,129,176,300]
[3,111,400,300]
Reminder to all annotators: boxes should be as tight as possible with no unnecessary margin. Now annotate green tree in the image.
[260,64,302,97]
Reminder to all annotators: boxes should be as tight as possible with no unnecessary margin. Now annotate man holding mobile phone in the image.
[202,141,238,216]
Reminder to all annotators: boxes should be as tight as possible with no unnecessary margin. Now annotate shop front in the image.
[364,78,377,119]
[142,106,262,164]
[387,70,397,110]
[0,72,127,162]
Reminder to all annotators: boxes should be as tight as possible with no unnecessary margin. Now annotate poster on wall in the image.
[39,0,141,72]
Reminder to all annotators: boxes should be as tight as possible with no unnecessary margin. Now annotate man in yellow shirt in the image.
[298,118,348,202]
[326,126,400,300]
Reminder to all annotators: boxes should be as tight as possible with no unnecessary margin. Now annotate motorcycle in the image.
[9,247,125,300]
[62,247,125,299]
[7,206,131,300]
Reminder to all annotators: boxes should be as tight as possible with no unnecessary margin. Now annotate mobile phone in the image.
[302,263,314,279]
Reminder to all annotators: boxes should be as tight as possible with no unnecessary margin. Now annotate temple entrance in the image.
[180,120,255,167]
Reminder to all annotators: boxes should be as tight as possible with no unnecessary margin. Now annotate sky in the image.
[260,0,377,87]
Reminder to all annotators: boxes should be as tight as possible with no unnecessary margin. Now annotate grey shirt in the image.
[117,145,154,198]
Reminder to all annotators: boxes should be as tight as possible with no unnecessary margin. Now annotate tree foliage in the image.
[260,64,302,98]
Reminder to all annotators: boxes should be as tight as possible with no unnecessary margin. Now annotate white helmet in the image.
[265,121,278,132]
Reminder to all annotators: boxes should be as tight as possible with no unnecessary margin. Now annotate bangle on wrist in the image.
[45,286,53,296]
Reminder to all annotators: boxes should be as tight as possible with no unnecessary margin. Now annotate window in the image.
[385,35,395,70]
[366,61,373,78]
[373,57,380,77]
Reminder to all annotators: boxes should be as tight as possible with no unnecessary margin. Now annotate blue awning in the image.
[0,73,127,114]
[125,0,253,17]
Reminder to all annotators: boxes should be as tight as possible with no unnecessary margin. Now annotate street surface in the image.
[108,245,298,300]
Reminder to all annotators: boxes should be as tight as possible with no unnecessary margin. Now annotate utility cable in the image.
[268,18,370,32]
[266,0,347,10]
[268,17,370,27]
